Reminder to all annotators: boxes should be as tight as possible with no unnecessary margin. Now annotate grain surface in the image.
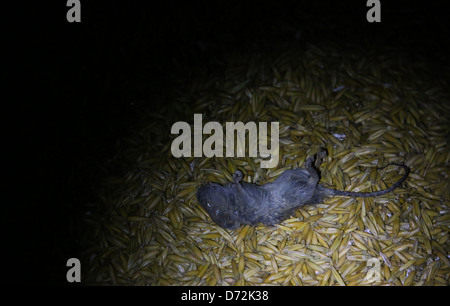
[82,41,450,286]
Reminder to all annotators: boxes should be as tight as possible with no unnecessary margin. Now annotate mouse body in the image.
[197,154,410,229]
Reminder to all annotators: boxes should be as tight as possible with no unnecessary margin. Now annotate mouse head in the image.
[196,183,242,229]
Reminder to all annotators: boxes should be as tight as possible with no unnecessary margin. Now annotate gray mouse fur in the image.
[196,154,410,229]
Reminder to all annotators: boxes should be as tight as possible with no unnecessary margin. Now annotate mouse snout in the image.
[223,220,240,230]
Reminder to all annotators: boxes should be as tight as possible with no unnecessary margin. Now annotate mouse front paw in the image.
[232,170,243,183]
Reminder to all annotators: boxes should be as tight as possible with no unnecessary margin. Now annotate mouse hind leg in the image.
[288,156,321,206]
[305,156,319,188]
[281,157,320,208]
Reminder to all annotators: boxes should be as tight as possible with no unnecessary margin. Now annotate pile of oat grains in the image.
[82,41,450,286]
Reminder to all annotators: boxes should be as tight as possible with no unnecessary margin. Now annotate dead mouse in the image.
[196,153,410,229]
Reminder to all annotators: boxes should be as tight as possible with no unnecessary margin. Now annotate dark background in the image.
[4,0,449,285]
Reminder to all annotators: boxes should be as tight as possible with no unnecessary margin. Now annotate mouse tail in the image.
[324,163,410,198]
